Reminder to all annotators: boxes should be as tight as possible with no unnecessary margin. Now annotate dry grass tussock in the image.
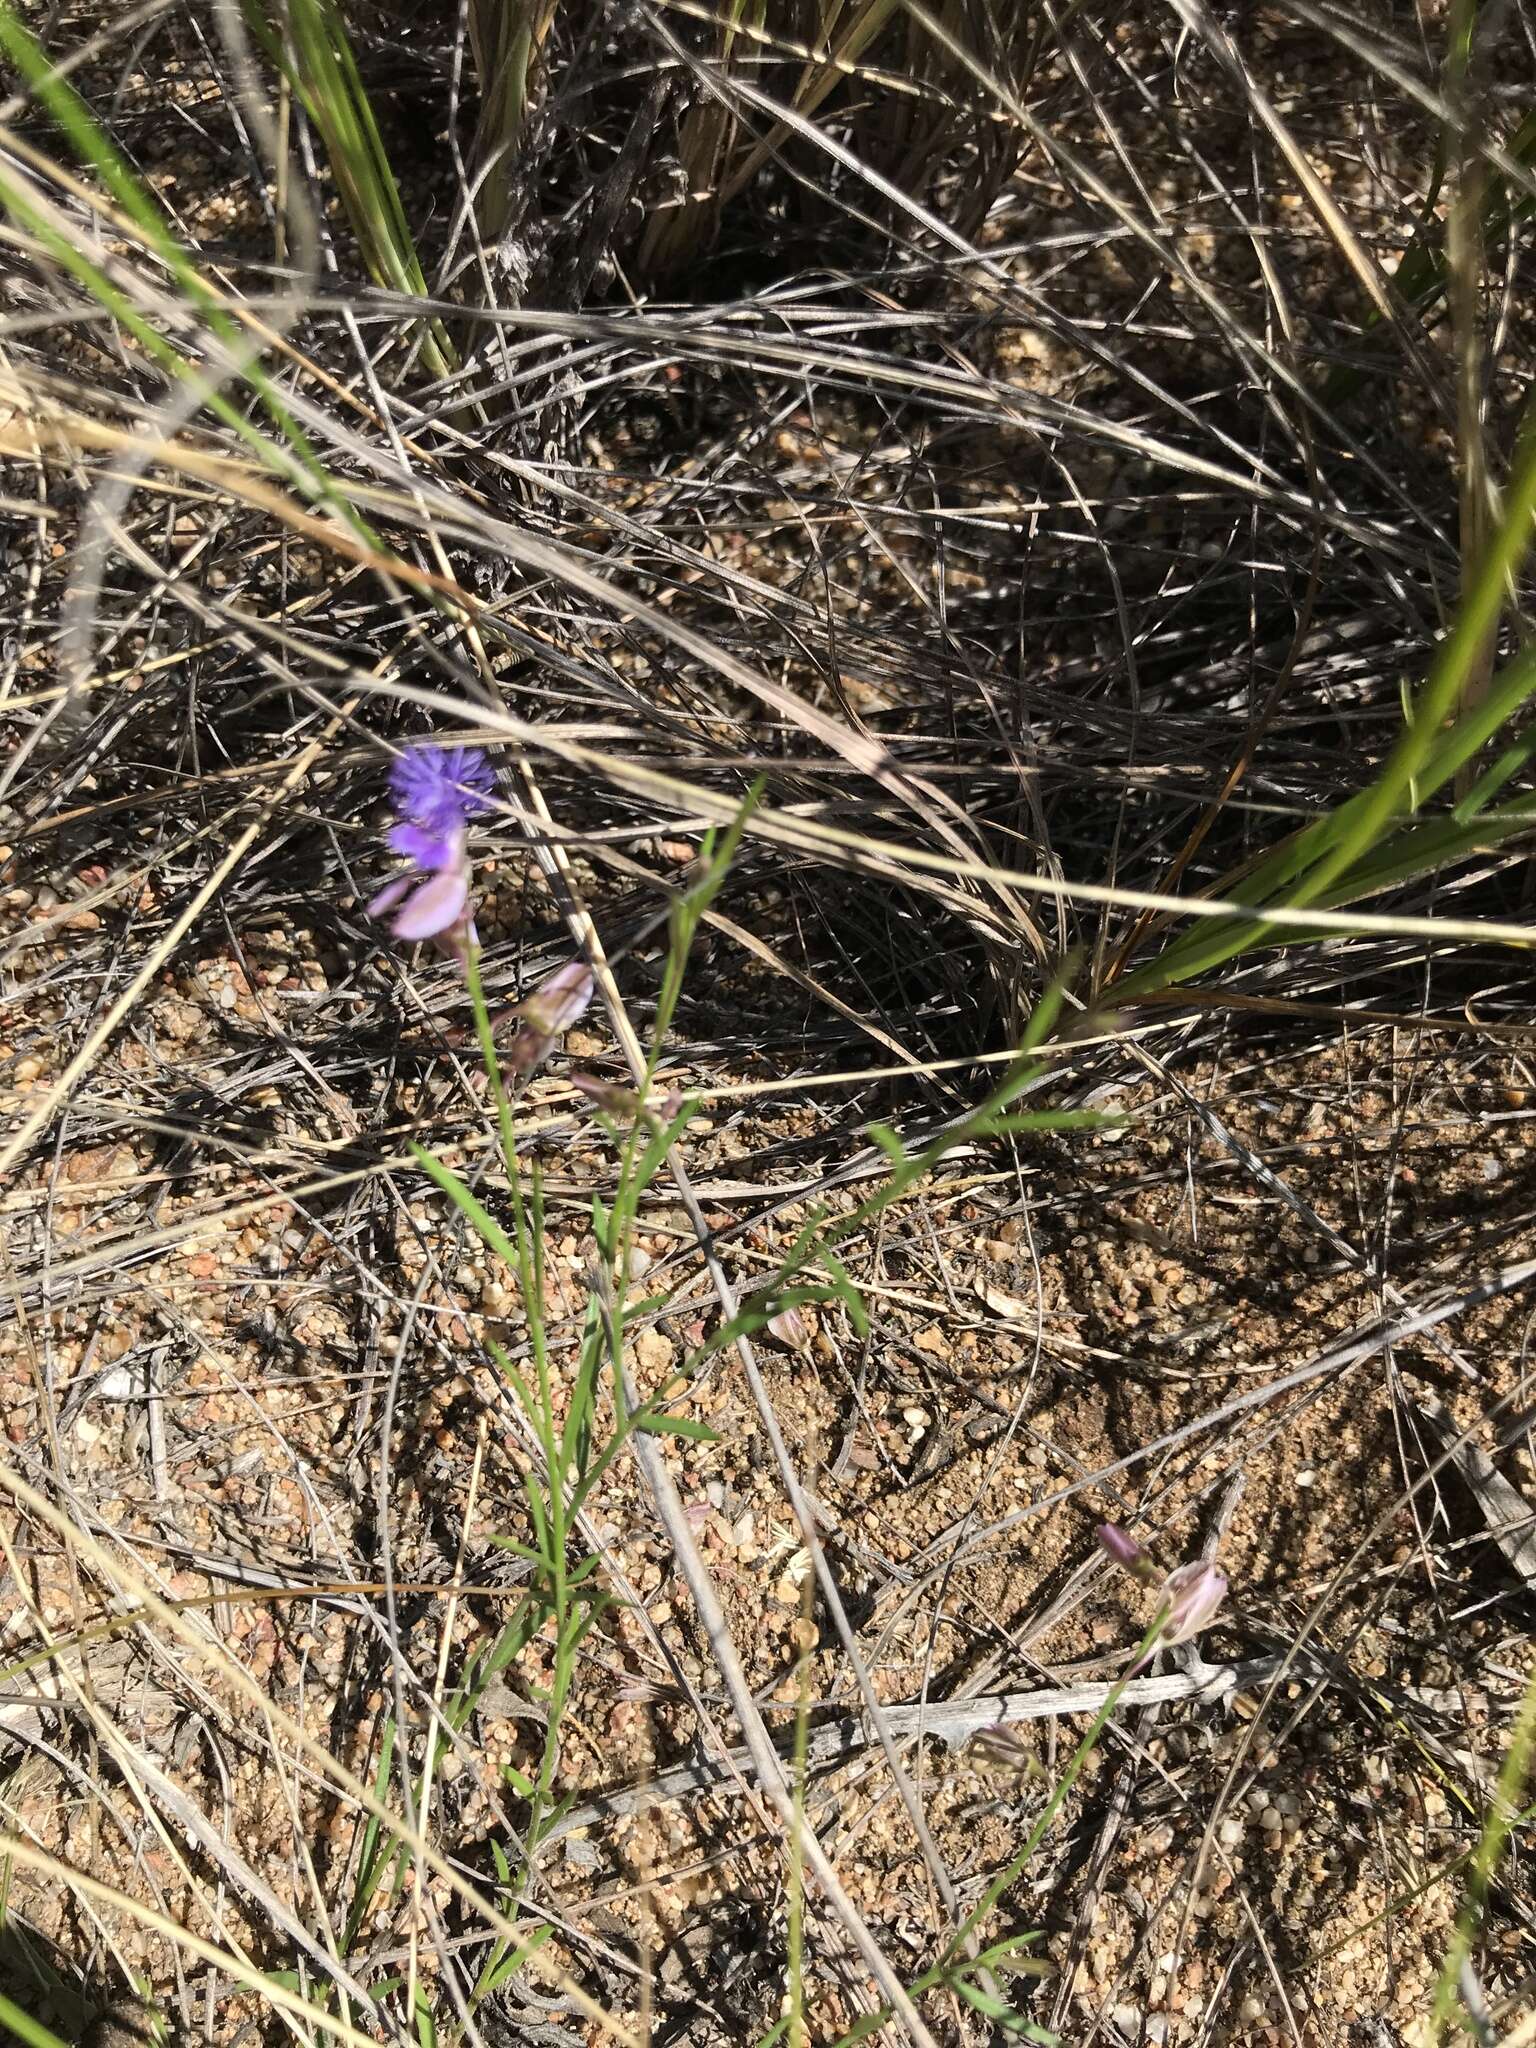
[7,1,1536,2043]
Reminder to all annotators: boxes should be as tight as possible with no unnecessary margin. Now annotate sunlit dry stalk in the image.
[466,0,560,253]
[639,0,769,276]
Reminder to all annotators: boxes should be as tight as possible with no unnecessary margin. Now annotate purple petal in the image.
[1096,1523,1144,1570]
[388,820,458,869]
[388,745,495,834]
[391,868,470,941]
[366,874,415,920]
[388,746,449,815]
[1096,1522,1159,1585]
[439,746,495,811]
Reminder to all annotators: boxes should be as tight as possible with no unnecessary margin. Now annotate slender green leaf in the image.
[481,1920,554,1995]
[954,1977,1015,2023]
[411,1144,522,1273]
[632,1410,719,1443]
[0,1998,71,2048]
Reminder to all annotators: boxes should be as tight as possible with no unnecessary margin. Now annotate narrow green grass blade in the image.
[1118,404,1536,998]
[1433,1650,1536,2030]
[631,1410,718,1442]
[0,1997,71,2048]
[720,0,903,207]
[409,1143,522,1275]
[342,1716,400,1953]
[0,4,378,541]
[1326,107,1536,402]
[467,0,560,249]
[244,0,456,374]
[639,0,763,274]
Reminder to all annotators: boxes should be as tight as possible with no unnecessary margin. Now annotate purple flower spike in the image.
[388,746,495,838]
[369,744,494,962]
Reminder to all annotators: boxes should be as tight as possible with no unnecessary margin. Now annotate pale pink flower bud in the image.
[1156,1559,1227,1647]
[504,961,595,1078]
[969,1723,1043,1781]
[767,1306,810,1351]
[523,960,595,1036]
[569,1072,641,1117]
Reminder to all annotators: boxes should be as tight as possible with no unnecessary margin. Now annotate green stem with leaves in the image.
[1432,1648,1536,2036]
[826,1612,1170,2047]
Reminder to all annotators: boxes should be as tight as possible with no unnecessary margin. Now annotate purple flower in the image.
[1098,1524,1229,1665]
[368,744,494,952]
[387,746,495,866]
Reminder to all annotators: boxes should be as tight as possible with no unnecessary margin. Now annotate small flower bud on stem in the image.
[1099,1523,1230,1669]
[1155,1558,1227,1648]
[1096,1522,1160,1585]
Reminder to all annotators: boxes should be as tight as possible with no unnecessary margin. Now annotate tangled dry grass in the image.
[6,1,1536,2043]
